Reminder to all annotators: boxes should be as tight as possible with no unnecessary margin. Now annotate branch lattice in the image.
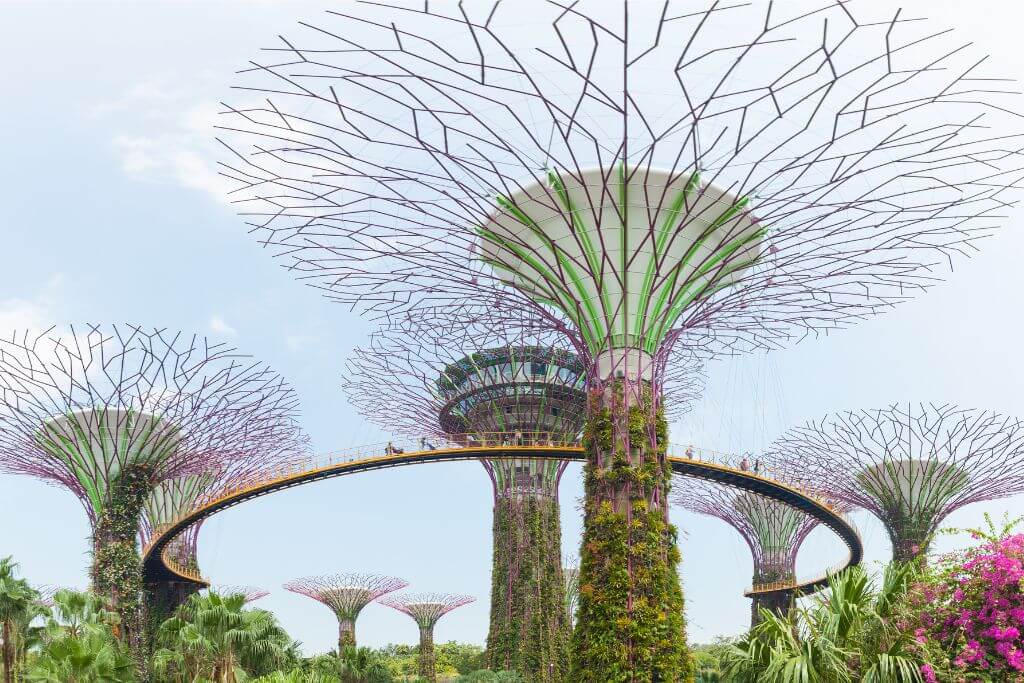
[0,324,307,524]
[764,403,1024,556]
[219,0,1024,383]
[284,573,408,621]
[672,477,834,584]
[379,592,476,630]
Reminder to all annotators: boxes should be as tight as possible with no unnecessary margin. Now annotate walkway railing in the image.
[142,433,861,597]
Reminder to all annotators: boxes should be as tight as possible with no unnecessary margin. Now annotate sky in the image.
[1,0,1024,655]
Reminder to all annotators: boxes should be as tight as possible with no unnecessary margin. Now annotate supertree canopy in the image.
[283,573,407,650]
[219,2,1023,677]
[0,324,305,669]
[380,593,475,683]
[766,403,1024,564]
[672,477,834,625]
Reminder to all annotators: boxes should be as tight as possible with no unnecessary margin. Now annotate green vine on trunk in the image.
[571,381,693,682]
[485,493,570,681]
[91,463,154,681]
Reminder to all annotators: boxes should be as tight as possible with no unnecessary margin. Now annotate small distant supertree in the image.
[283,573,407,650]
[380,593,475,683]
[0,325,304,670]
[206,586,269,604]
[767,404,1024,563]
[672,478,833,625]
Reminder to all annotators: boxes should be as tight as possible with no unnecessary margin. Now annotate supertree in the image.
[0,324,305,670]
[345,308,703,681]
[765,403,1024,564]
[218,2,1024,677]
[283,573,407,651]
[672,477,839,626]
[380,593,475,683]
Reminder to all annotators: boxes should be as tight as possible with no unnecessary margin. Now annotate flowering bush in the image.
[905,519,1024,682]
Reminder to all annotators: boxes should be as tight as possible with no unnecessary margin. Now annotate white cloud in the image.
[209,315,238,337]
[94,77,231,204]
[0,275,64,334]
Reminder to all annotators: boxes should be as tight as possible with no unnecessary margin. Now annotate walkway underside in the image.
[141,445,862,600]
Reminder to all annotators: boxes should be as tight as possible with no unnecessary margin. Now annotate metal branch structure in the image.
[218,2,1024,676]
[672,477,838,625]
[0,324,305,666]
[766,403,1024,563]
[380,593,475,683]
[283,573,407,651]
[206,585,270,604]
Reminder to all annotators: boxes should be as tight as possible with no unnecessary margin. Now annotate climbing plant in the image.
[571,382,692,682]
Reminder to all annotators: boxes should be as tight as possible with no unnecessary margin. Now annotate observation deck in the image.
[141,435,862,600]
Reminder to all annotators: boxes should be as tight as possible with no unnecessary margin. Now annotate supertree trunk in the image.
[485,493,569,682]
[145,580,201,642]
[888,521,933,566]
[418,625,435,683]
[571,380,690,682]
[90,464,152,680]
[338,618,356,651]
[750,569,794,628]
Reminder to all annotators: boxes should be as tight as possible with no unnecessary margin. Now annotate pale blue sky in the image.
[1,0,1023,655]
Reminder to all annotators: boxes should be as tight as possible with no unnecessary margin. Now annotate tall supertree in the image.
[672,477,836,626]
[345,309,702,682]
[766,403,1024,564]
[0,325,304,670]
[380,593,475,683]
[219,2,1023,677]
[283,573,407,651]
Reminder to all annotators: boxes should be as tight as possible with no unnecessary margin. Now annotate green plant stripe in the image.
[646,221,763,350]
[548,170,613,330]
[618,163,628,345]
[632,173,700,341]
[478,223,600,350]
[642,195,749,350]
[493,196,605,347]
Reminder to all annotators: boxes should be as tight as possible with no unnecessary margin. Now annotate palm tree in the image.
[723,563,924,682]
[27,590,132,683]
[0,557,39,683]
[153,591,291,683]
[337,645,392,683]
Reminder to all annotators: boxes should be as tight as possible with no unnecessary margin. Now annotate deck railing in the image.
[143,433,860,595]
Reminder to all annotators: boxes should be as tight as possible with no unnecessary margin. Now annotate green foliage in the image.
[485,494,568,681]
[571,383,691,682]
[338,645,392,683]
[723,563,924,682]
[455,671,523,682]
[152,590,295,682]
[691,638,733,682]
[0,557,41,683]
[90,463,153,677]
[28,589,134,683]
